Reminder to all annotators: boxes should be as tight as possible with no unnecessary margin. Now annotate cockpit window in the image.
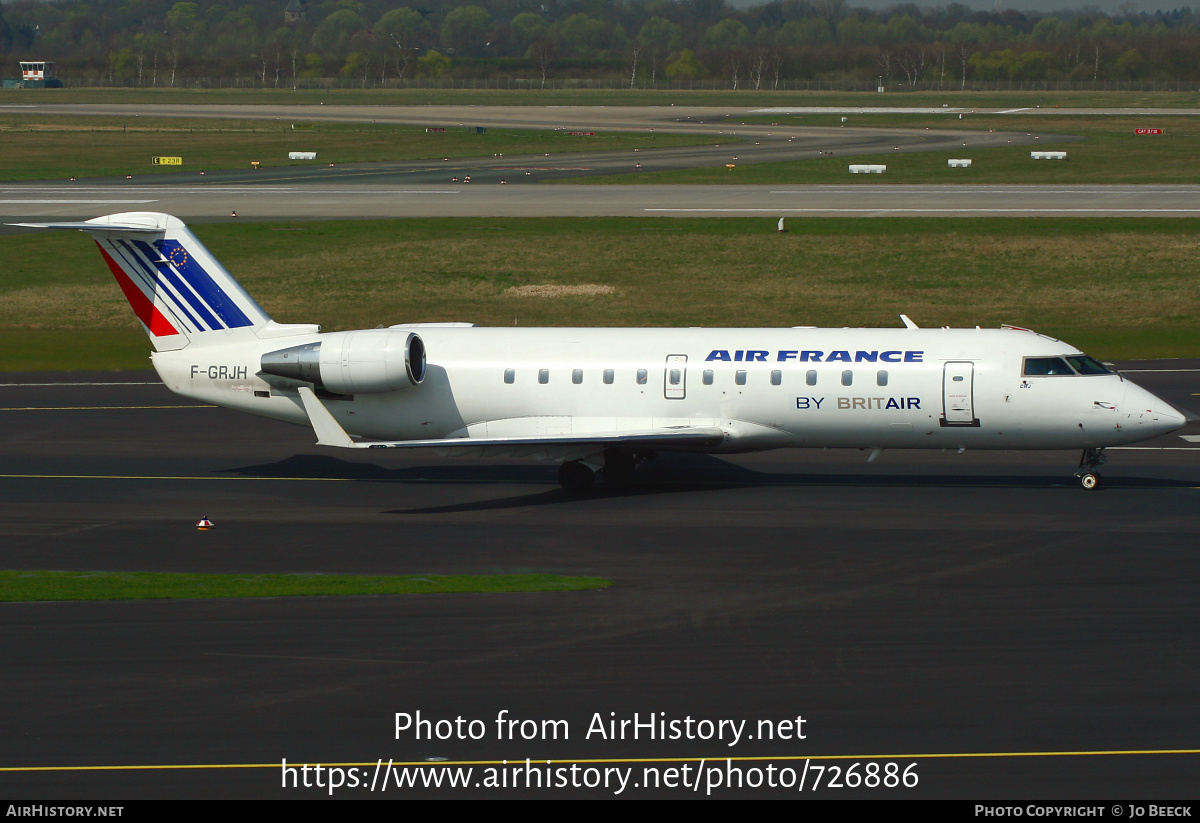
[1023,357,1076,376]
[1066,355,1113,375]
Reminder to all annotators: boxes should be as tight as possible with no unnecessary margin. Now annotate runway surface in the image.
[7,183,1200,222]
[1,362,1198,797]
[9,103,1199,130]
[11,102,1200,223]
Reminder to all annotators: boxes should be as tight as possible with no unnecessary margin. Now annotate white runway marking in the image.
[770,187,1200,194]
[645,208,1200,214]
[0,188,461,196]
[0,199,158,204]
[751,107,965,114]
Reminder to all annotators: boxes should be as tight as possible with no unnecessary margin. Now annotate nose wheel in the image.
[1075,448,1107,490]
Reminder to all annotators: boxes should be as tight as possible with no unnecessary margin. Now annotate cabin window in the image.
[841,370,853,386]
[572,368,583,384]
[503,368,515,384]
[702,369,713,385]
[877,370,888,387]
[603,369,614,384]
[1023,357,1075,376]
[636,369,648,385]
[668,369,682,385]
[770,370,782,386]
[806,370,817,386]
[538,369,549,384]
[735,370,747,386]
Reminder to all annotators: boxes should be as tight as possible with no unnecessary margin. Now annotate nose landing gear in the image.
[1075,447,1107,490]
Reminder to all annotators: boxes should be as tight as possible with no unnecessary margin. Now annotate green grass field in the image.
[0,115,712,180]
[573,113,1200,185]
[0,570,613,601]
[3,86,1199,108]
[2,216,1198,369]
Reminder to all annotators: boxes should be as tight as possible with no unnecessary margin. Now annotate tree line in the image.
[1,0,1198,88]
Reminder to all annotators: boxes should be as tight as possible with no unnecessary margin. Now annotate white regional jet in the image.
[13,212,1188,491]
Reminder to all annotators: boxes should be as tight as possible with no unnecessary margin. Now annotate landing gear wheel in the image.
[1076,448,1107,490]
[558,460,595,493]
[602,448,637,485]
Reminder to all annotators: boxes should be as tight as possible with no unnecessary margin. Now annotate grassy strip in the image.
[0,115,710,180]
[573,113,1200,185]
[3,87,1199,108]
[3,216,1200,368]
[0,569,613,601]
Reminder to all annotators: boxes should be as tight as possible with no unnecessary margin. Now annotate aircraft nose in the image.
[1128,384,1187,434]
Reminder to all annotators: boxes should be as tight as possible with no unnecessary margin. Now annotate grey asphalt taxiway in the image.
[1,364,1198,798]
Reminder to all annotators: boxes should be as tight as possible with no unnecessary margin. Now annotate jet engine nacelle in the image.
[260,330,426,395]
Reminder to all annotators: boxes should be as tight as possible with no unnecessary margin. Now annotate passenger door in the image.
[942,361,978,426]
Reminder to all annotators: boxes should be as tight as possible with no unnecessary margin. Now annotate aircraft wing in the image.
[297,387,725,456]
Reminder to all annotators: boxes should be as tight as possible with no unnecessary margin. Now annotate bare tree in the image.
[750,49,767,90]
[878,49,894,85]
[136,52,145,86]
[1063,41,1082,77]
[628,44,639,89]
[955,42,970,90]
[387,33,416,81]
[169,43,180,87]
[898,47,927,87]
[1093,42,1102,82]
[530,41,555,90]
[729,52,741,90]
[771,50,784,90]
[260,53,268,86]
[361,53,371,88]
[291,47,298,90]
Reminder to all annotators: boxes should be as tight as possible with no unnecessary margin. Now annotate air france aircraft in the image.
[13,212,1187,491]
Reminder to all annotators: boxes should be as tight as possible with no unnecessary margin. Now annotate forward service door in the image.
[942,361,979,426]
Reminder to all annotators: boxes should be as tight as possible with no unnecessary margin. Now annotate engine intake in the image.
[260,330,425,394]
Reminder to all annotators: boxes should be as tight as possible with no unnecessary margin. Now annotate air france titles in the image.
[705,350,924,363]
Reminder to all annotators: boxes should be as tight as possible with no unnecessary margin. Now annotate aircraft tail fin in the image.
[9,212,271,351]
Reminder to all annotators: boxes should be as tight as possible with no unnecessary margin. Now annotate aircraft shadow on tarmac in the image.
[221,453,1194,515]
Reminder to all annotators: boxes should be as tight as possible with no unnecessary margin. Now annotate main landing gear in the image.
[557,460,595,493]
[1075,447,1108,490]
[557,449,649,493]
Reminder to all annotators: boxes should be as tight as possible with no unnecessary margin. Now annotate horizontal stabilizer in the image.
[8,221,163,233]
